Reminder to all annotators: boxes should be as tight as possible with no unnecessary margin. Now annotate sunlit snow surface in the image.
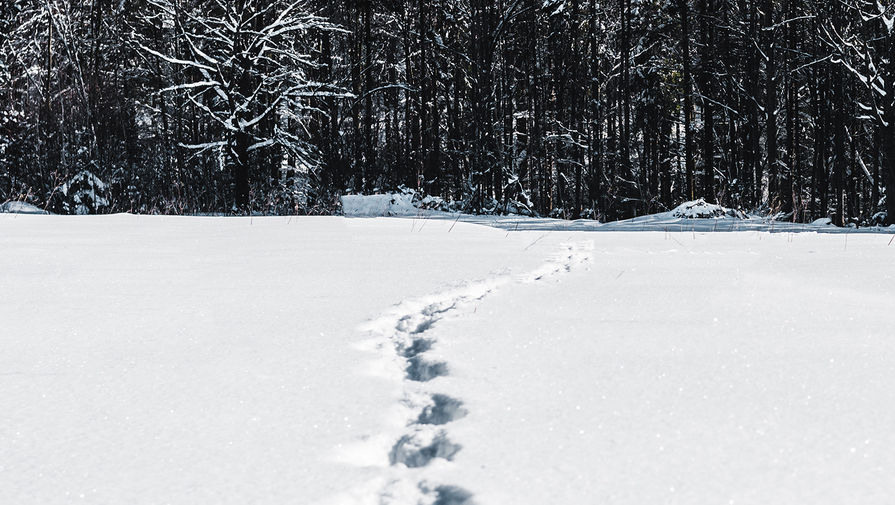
[2,213,894,505]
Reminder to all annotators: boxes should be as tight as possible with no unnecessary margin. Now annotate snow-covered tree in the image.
[825,0,895,223]
[141,0,344,210]
[1,0,894,221]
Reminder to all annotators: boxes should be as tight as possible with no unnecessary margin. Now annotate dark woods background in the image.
[1,0,893,224]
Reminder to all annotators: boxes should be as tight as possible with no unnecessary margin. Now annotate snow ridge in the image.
[333,241,593,505]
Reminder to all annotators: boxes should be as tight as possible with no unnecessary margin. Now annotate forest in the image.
[0,0,893,224]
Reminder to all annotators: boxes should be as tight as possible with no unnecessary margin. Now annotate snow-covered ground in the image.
[2,212,894,505]
[339,194,894,234]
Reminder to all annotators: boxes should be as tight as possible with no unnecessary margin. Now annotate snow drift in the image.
[340,189,459,217]
[340,192,419,217]
[0,201,49,214]
[670,199,748,219]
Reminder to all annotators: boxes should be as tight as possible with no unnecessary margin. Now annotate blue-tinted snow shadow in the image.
[362,210,895,234]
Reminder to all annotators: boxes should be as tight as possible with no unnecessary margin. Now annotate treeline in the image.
[0,0,893,223]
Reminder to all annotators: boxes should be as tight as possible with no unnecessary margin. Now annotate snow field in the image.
[0,215,557,504]
[428,232,895,504]
[3,213,895,505]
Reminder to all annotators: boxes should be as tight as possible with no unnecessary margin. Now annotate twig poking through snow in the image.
[448,213,461,233]
[524,233,548,251]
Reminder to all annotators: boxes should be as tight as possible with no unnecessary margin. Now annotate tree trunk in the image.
[233,130,250,212]
[884,122,895,224]
[679,0,695,200]
[699,0,714,202]
[621,0,631,185]
[362,0,375,191]
[763,0,778,209]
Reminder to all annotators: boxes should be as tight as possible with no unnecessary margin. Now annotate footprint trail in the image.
[335,241,593,505]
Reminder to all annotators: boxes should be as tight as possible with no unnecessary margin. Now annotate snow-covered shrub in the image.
[870,211,888,227]
[340,187,543,218]
[341,187,463,217]
[60,170,111,215]
[548,208,570,219]
[0,201,49,214]
[341,192,417,217]
[671,199,747,219]
[0,109,31,200]
[500,201,531,216]
[416,193,450,211]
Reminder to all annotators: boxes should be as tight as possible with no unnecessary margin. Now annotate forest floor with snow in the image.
[2,209,895,505]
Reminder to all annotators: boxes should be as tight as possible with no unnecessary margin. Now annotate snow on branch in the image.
[140,0,347,175]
